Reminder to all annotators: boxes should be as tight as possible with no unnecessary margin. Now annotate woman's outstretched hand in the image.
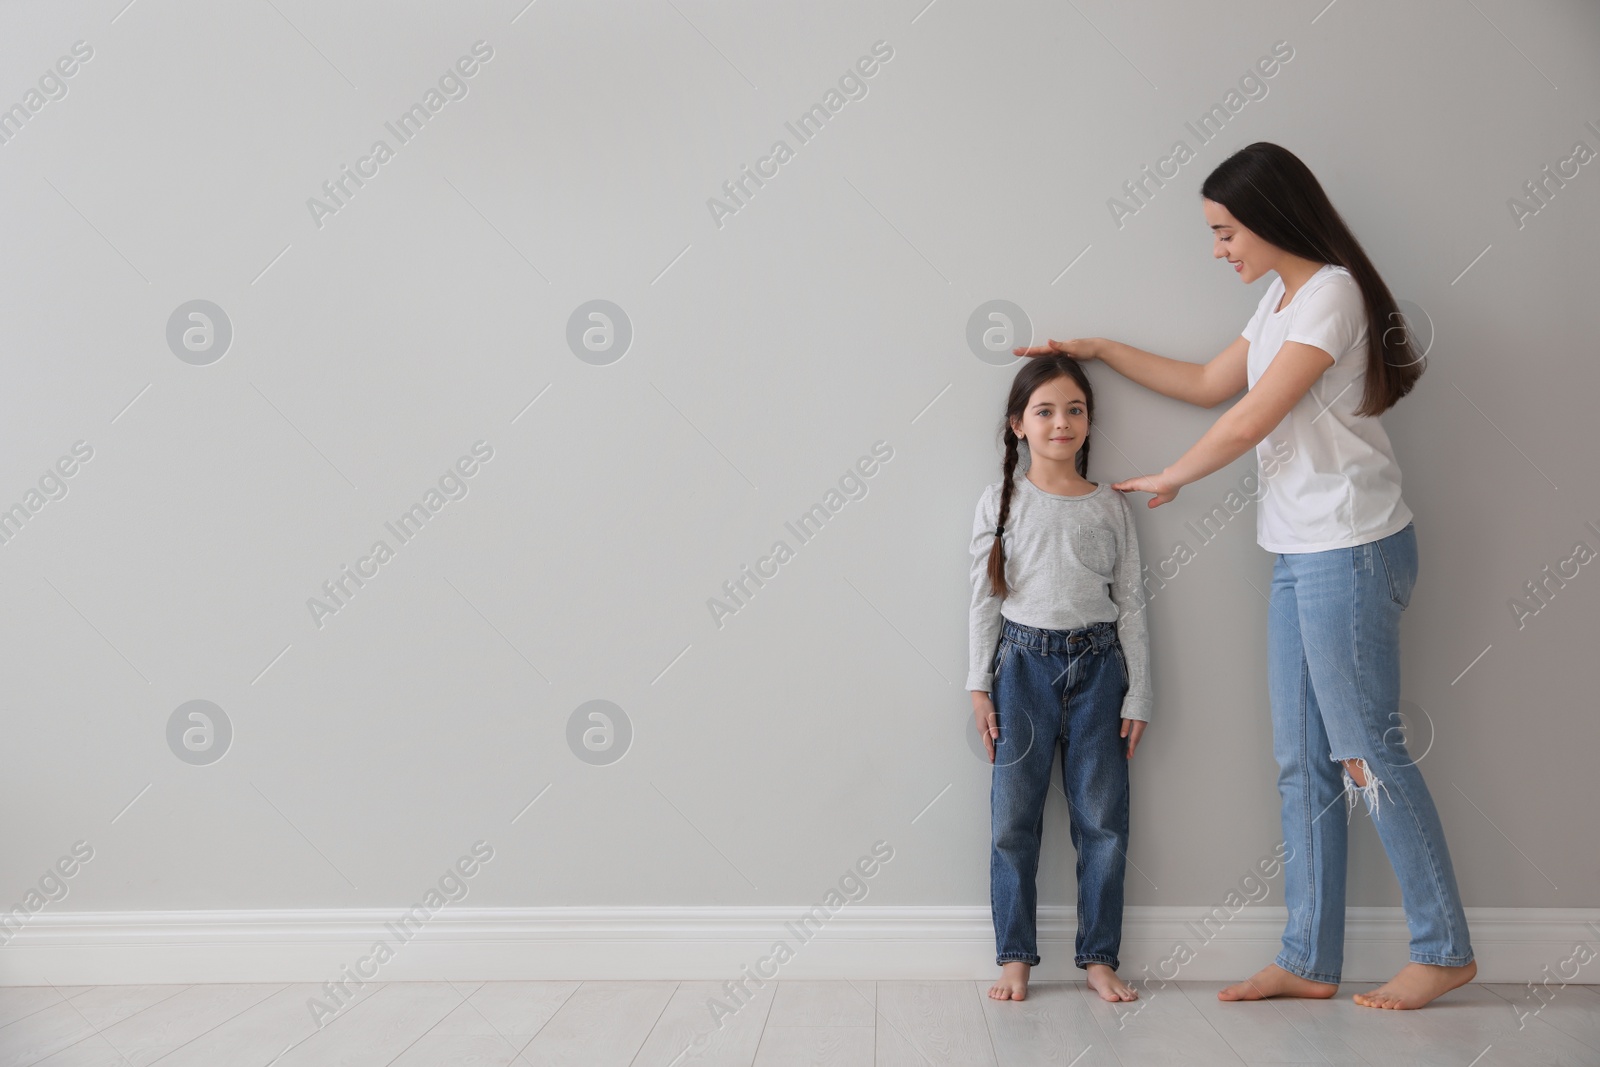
[1013,337,1100,361]
[1113,473,1180,508]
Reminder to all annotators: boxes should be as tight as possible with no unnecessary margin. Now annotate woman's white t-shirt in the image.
[1242,263,1413,554]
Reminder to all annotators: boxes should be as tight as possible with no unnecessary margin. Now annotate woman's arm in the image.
[1019,335,1249,409]
[1113,341,1334,506]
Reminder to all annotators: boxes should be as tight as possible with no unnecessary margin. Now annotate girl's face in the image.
[1204,198,1275,284]
[1010,377,1088,465]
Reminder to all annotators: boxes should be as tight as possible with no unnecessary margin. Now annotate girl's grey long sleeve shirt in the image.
[967,471,1154,722]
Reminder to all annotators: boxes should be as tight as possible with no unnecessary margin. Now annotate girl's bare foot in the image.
[989,960,1030,1000]
[1353,959,1477,1009]
[1085,963,1138,1002]
[1217,963,1338,1001]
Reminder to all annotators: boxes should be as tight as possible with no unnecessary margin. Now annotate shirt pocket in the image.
[1072,526,1118,576]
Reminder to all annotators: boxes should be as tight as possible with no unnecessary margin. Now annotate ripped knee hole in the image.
[1342,758,1368,786]
[1332,755,1391,821]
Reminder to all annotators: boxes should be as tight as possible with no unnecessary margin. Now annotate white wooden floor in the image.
[2,978,1598,1066]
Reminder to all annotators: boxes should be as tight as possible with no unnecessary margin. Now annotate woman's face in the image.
[1204,198,1274,284]
[1011,377,1088,466]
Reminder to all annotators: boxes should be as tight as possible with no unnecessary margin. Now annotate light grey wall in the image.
[1,0,1595,926]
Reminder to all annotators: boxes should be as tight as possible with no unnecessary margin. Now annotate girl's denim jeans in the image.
[989,617,1130,970]
[1268,521,1474,983]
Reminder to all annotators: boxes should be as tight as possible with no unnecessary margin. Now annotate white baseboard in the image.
[2,905,1596,986]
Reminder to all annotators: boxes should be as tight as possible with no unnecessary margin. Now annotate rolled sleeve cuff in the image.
[966,671,993,693]
[1119,695,1151,722]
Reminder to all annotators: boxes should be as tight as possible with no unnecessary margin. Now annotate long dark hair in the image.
[1200,142,1424,417]
[985,355,1094,599]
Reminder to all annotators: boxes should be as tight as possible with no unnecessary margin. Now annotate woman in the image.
[1018,142,1476,1009]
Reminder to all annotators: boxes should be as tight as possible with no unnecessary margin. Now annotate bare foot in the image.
[1085,963,1138,1002]
[989,960,1030,1000]
[1353,960,1477,1009]
[1217,963,1338,1001]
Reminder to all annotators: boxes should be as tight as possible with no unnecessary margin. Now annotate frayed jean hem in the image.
[1274,952,1341,986]
[1410,951,1475,967]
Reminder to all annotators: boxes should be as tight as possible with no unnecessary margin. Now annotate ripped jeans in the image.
[1269,522,1473,983]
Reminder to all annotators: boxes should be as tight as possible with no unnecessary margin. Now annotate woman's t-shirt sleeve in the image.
[1241,285,1274,346]
[1284,276,1367,363]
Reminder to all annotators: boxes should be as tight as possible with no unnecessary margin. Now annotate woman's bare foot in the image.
[1217,963,1338,1001]
[1085,963,1138,1002]
[1353,959,1477,1009]
[989,961,1030,1000]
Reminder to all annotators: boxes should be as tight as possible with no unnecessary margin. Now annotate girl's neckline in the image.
[1271,262,1337,316]
[1020,474,1103,500]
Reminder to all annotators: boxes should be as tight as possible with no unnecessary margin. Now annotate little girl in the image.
[968,354,1153,1004]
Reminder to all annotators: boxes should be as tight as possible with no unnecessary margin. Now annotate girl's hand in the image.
[972,694,999,763]
[1121,718,1147,759]
[1113,472,1180,508]
[1013,337,1100,361]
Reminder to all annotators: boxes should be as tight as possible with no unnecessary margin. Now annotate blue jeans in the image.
[989,617,1130,970]
[1268,521,1473,983]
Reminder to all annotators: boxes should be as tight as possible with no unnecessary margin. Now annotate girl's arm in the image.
[1114,341,1334,506]
[1019,335,1249,409]
[1112,494,1153,758]
[967,487,1005,757]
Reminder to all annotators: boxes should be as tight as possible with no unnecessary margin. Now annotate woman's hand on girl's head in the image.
[1113,472,1180,508]
[1013,337,1100,361]
[1121,718,1147,759]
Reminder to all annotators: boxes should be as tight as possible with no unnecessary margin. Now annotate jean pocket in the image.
[993,638,1014,683]
[1375,527,1418,609]
[1110,641,1129,690]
